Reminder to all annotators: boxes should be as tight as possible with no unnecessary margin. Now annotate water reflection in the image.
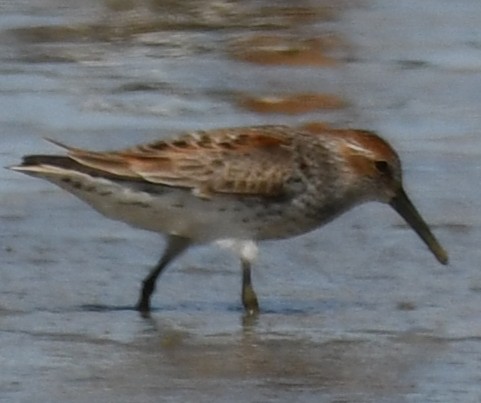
[106,313,447,402]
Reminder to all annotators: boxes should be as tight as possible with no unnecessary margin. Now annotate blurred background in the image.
[1,1,481,402]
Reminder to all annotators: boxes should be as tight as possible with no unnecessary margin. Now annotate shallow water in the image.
[1,1,481,402]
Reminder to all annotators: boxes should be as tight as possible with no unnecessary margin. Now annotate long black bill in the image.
[389,188,448,265]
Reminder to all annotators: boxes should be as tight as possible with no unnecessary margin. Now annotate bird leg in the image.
[136,235,190,315]
[241,258,259,315]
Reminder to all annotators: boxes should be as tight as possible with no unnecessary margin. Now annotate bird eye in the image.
[374,160,390,175]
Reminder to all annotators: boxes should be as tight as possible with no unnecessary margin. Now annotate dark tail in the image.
[13,154,139,181]
[19,155,75,168]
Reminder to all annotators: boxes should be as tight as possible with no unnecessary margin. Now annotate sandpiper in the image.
[10,125,448,314]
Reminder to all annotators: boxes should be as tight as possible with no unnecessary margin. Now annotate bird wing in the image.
[49,126,295,198]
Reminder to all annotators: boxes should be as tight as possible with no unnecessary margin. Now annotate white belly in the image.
[39,169,327,243]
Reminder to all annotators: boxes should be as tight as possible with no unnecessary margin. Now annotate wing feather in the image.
[53,126,296,197]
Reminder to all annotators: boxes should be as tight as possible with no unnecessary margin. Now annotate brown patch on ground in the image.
[238,93,346,115]
[230,34,343,66]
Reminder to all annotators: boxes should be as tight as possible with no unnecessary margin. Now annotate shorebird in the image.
[10,125,448,315]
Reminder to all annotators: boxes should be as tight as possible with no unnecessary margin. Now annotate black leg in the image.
[136,235,190,315]
[241,259,259,315]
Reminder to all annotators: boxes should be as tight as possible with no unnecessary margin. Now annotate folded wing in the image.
[50,126,295,198]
